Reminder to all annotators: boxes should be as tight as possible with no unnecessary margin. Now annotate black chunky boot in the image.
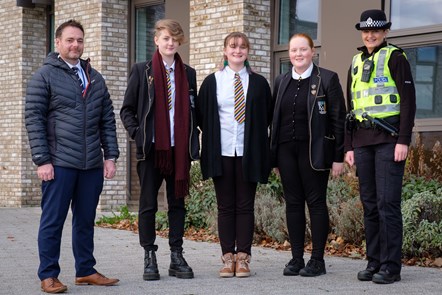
[169,250,194,279]
[143,250,160,280]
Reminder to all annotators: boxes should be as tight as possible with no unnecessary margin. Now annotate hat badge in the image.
[366,17,373,25]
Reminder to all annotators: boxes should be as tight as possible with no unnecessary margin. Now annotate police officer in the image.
[344,9,416,284]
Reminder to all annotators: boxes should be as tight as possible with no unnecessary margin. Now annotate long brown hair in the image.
[220,32,252,73]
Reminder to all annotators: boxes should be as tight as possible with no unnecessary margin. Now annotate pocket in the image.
[323,135,335,167]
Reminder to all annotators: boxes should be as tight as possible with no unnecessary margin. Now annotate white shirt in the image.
[292,62,314,80]
[215,66,249,157]
[64,59,88,90]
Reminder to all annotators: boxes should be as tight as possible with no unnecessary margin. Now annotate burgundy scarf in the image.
[152,49,190,198]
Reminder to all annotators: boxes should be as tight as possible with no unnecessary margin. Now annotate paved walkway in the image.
[0,207,440,294]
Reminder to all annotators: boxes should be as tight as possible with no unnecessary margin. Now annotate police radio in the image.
[361,59,374,82]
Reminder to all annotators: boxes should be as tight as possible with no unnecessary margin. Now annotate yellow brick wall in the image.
[189,0,271,87]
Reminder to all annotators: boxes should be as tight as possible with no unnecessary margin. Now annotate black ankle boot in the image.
[143,250,160,280]
[169,250,194,279]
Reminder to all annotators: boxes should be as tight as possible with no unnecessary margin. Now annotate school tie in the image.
[234,73,245,124]
[72,66,84,93]
[166,68,173,110]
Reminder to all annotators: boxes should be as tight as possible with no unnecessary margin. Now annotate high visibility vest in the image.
[351,45,401,121]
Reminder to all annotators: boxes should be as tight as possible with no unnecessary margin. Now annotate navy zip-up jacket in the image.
[25,52,119,169]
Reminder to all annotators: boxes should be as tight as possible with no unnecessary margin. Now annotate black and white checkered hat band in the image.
[359,18,388,28]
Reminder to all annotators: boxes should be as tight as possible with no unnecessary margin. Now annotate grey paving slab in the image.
[0,207,440,295]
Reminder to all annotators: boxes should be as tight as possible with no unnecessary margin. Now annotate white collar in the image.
[163,60,175,71]
[225,65,247,77]
[292,63,314,80]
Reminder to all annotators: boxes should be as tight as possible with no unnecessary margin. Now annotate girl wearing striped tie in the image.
[196,32,272,278]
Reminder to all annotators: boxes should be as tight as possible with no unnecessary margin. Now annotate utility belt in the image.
[355,115,399,129]
[355,114,399,137]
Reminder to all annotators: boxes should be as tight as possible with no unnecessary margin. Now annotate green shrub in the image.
[327,171,363,245]
[155,211,169,231]
[185,162,217,232]
[333,197,365,245]
[402,189,442,258]
[402,174,441,201]
[254,172,287,243]
[96,205,137,225]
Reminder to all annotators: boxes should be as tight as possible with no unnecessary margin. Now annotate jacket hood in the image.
[44,52,89,71]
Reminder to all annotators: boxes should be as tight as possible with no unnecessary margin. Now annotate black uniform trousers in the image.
[137,146,186,252]
[213,156,257,255]
[277,140,330,260]
[354,143,405,275]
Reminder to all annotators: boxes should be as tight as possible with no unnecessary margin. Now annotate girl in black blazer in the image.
[196,32,272,278]
[271,33,346,277]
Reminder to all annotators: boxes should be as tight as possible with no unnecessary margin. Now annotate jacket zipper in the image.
[141,68,153,160]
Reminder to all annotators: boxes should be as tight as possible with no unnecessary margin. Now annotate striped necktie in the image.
[166,68,173,110]
[72,66,84,93]
[234,73,245,124]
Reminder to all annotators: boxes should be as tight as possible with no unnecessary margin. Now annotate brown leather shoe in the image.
[75,272,119,286]
[41,277,67,293]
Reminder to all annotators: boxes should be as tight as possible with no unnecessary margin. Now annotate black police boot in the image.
[372,270,401,284]
[143,250,160,280]
[169,250,194,279]
[357,266,380,281]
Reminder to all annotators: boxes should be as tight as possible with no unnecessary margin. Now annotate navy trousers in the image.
[354,143,405,275]
[37,166,103,280]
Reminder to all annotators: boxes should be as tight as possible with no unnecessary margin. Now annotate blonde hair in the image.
[154,19,185,45]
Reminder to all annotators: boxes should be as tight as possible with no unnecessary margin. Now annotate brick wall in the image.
[0,1,128,210]
[0,2,47,207]
[189,0,271,87]
[53,0,129,210]
[1,0,272,209]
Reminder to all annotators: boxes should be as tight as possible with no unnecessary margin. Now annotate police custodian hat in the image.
[355,9,392,30]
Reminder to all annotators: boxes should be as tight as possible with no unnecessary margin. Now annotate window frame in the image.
[272,0,321,80]
[129,0,165,67]
[385,0,442,131]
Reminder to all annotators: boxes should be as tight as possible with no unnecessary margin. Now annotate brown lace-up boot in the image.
[235,252,251,277]
[219,253,235,278]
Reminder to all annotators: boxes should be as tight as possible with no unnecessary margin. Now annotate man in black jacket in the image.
[25,19,119,293]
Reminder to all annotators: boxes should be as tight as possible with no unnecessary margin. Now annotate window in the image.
[390,0,442,30]
[404,45,442,119]
[134,4,165,62]
[386,0,442,124]
[128,0,165,205]
[273,0,320,77]
[278,0,319,45]
[46,4,54,54]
